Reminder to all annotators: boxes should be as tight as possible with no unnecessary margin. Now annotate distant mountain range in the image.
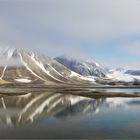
[0,48,140,86]
[55,55,140,85]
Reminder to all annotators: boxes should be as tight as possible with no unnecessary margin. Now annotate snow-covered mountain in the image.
[94,68,140,86]
[107,69,140,82]
[0,48,95,85]
[0,48,140,86]
[55,55,106,78]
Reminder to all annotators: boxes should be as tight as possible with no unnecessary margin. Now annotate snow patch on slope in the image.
[70,71,95,83]
[70,71,80,77]
[15,79,31,83]
[19,53,46,81]
[79,76,95,83]
[0,66,7,80]
[47,64,64,78]
[30,55,63,83]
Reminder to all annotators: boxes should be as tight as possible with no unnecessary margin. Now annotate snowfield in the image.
[15,79,31,83]
[70,71,95,83]
[107,70,140,82]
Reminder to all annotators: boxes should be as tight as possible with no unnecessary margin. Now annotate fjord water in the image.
[0,89,140,139]
[104,88,140,94]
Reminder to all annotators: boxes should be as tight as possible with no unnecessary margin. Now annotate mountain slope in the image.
[107,69,140,82]
[1,48,140,86]
[55,55,106,78]
[0,48,95,85]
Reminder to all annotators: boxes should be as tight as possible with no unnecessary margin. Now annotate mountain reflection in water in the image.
[0,92,104,127]
[0,92,140,139]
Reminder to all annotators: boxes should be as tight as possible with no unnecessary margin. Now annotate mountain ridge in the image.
[55,55,106,78]
[0,48,96,85]
[0,48,140,86]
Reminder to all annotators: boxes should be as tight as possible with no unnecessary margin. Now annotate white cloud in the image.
[1,0,140,43]
[0,0,140,68]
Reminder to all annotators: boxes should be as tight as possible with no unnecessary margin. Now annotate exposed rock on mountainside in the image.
[55,55,106,77]
[0,48,94,85]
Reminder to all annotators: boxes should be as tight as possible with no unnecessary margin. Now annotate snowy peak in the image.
[0,48,96,85]
[85,59,100,67]
[0,48,140,86]
[0,47,51,66]
[0,48,29,61]
[55,55,106,77]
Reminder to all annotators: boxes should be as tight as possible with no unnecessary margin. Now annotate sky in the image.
[0,0,140,69]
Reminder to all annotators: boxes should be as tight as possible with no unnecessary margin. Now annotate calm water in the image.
[104,88,140,94]
[0,89,140,139]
